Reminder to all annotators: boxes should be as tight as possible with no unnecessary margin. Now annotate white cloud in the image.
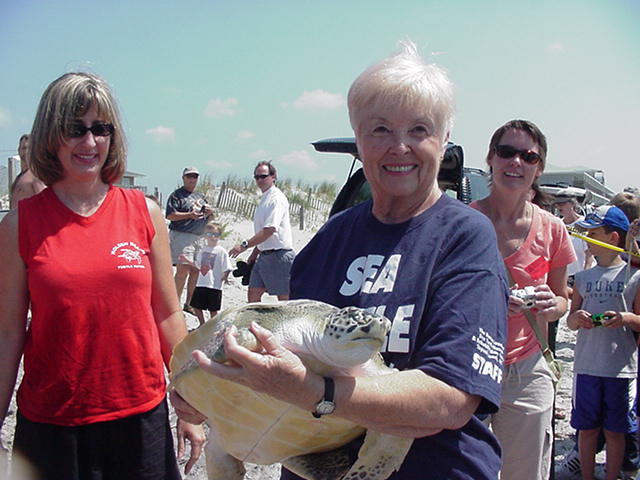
[290,90,346,110]
[545,43,565,54]
[250,149,268,159]
[0,107,10,127]
[206,159,233,169]
[145,125,175,143]
[235,130,255,142]
[278,150,318,170]
[204,98,239,118]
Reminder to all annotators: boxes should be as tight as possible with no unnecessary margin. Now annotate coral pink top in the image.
[18,186,166,425]
[471,203,576,365]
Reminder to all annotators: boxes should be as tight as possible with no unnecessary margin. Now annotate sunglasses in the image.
[494,145,542,165]
[184,173,199,179]
[66,122,115,138]
[254,174,271,180]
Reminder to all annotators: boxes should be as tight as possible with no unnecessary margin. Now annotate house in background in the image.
[115,170,163,205]
[116,170,146,192]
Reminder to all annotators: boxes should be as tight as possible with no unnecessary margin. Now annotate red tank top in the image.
[18,186,166,426]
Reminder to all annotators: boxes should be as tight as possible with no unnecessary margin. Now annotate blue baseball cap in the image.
[576,205,630,232]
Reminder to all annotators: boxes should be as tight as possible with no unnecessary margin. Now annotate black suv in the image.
[312,137,490,216]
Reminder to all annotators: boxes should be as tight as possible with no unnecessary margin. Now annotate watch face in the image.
[315,400,336,415]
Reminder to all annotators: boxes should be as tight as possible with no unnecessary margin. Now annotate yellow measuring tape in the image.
[568,228,640,258]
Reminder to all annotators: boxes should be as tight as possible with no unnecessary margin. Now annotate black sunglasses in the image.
[254,174,271,180]
[494,145,542,165]
[67,122,115,138]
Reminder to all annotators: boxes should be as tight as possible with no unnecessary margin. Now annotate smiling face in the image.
[354,103,445,216]
[56,104,111,183]
[487,128,542,192]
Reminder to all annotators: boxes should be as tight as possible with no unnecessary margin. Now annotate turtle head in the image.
[321,307,391,367]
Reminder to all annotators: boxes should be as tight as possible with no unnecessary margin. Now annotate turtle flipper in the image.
[341,431,412,480]
[283,447,351,480]
[204,430,246,480]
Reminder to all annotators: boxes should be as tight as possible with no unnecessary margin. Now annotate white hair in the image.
[347,40,455,142]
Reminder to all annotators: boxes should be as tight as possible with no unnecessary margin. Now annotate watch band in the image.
[323,376,335,403]
[312,376,336,418]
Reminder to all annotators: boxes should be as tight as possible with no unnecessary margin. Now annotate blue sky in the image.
[1,0,638,199]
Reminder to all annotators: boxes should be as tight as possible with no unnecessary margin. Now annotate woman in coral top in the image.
[471,120,575,480]
[0,72,204,479]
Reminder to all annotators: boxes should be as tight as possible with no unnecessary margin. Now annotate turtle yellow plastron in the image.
[169,299,413,480]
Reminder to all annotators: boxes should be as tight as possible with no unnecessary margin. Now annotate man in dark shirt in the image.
[165,167,213,312]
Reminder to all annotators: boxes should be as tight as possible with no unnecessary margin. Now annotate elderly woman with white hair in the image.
[178,42,509,479]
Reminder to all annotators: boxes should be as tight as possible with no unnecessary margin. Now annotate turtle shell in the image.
[169,300,389,465]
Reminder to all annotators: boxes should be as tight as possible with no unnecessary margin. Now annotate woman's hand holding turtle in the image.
[193,322,322,411]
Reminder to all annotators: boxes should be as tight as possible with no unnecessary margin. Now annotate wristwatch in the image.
[240,240,249,249]
[312,377,336,418]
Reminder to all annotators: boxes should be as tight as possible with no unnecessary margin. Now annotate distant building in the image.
[116,170,147,192]
[539,168,614,206]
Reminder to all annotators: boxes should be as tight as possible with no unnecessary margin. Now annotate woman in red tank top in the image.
[0,72,204,479]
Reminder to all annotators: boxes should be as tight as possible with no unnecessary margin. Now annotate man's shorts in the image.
[571,374,637,433]
[190,287,222,312]
[169,229,202,265]
[249,249,296,296]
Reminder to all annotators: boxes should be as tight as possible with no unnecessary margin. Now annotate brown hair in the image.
[254,161,277,177]
[29,72,127,186]
[610,192,640,222]
[486,119,548,171]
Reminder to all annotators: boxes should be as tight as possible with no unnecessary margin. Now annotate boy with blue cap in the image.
[568,205,640,480]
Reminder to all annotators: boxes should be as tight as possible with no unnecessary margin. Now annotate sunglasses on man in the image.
[66,122,115,138]
[254,174,271,180]
[494,145,542,165]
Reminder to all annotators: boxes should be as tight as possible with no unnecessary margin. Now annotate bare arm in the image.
[146,199,188,366]
[0,211,29,425]
[146,199,205,472]
[230,227,276,257]
[194,323,481,438]
[566,288,590,331]
[535,265,570,323]
[166,209,203,222]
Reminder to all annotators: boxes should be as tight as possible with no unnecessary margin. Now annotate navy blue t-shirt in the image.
[285,195,508,480]
[165,187,208,234]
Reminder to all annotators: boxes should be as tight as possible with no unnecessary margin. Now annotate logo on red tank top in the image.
[110,242,146,269]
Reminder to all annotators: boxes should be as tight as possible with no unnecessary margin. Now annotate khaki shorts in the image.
[169,230,202,265]
[486,351,554,480]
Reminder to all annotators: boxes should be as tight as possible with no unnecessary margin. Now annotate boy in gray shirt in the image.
[568,205,640,480]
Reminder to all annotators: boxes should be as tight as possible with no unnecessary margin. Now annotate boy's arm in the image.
[567,289,592,331]
[607,287,640,332]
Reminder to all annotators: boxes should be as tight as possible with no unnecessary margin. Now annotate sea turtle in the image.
[169,299,413,480]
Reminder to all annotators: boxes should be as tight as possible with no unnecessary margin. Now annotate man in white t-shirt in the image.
[230,161,295,302]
